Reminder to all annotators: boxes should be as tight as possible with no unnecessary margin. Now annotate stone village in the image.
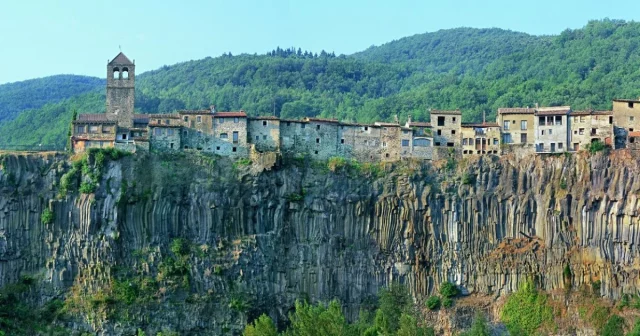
[71,53,640,161]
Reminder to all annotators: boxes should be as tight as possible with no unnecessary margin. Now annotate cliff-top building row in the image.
[70,53,639,160]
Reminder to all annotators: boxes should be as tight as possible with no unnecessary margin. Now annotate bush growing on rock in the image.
[439,281,460,298]
[500,280,554,335]
[426,296,441,310]
[41,208,54,225]
[601,314,625,336]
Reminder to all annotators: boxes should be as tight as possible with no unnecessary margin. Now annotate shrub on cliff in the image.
[439,281,460,298]
[426,296,441,310]
[327,157,347,172]
[500,280,554,335]
[41,208,54,225]
[586,140,607,154]
[460,312,491,336]
[601,315,625,336]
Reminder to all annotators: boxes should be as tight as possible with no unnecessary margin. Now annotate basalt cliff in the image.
[1,150,640,335]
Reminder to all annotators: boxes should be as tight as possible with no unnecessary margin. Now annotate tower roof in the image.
[109,52,133,65]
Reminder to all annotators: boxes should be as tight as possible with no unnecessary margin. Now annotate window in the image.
[233,131,239,143]
[493,138,499,145]
[316,125,320,130]
[168,129,174,136]
[555,116,562,125]
[538,116,545,126]
[609,116,614,124]
[220,133,228,139]
[382,142,387,147]
[629,102,634,108]
[183,130,188,136]
[463,138,468,145]
[385,153,390,158]
[580,116,585,123]
[103,126,112,133]
[558,143,563,149]
[341,138,345,144]
[316,138,320,143]
[122,68,129,79]
[75,126,85,133]
[364,126,368,131]
[503,121,510,130]
[156,119,161,124]
[520,133,527,143]
[263,120,267,126]
[89,126,99,133]
[287,122,291,126]
[122,134,127,140]
[503,133,512,143]
[263,135,267,140]
[234,117,239,123]
[447,142,454,147]
[198,131,202,137]
[219,118,224,124]
[631,116,635,122]
[435,142,441,146]
[216,146,220,150]
[301,124,306,129]
[232,147,237,152]
[314,150,318,154]
[154,128,162,136]
[165,119,170,125]
[632,138,636,144]
[437,130,442,135]
[451,130,456,135]
[579,128,584,135]
[437,116,445,126]
[364,140,368,145]
[197,116,202,123]
[591,128,597,135]
[402,139,409,147]
[541,130,545,135]
[255,135,259,141]
[452,117,457,123]
[183,116,188,122]
[521,120,527,130]
[112,67,120,79]
[413,138,431,147]
[403,130,409,134]
[170,143,174,149]
[549,129,553,135]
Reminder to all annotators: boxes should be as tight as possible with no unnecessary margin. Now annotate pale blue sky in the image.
[1,0,639,84]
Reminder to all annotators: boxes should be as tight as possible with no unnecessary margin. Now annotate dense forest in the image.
[2,19,640,148]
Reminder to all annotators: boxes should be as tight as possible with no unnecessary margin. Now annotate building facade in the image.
[534,107,571,153]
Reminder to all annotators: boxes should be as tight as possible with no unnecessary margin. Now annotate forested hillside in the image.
[0,75,102,123]
[2,19,640,148]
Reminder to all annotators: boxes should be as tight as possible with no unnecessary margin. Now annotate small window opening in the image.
[341,138,344,144]
[629,102,634,108]
[232,147,237,152]
[316,138,320,143]
[364,126,368,131]
[316,125,320,130]
[122,68,129,79]
[451,130,456,135]
[112,67,120,79]
[216,146,220,150]
[263,121,267,126]
[170,143,174,149]
[314,150,318,154]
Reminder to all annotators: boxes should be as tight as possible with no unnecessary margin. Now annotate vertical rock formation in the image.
[0,150,638,334]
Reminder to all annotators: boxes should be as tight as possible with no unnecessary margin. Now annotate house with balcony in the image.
[461,122,500,156]
[534,106,571,153]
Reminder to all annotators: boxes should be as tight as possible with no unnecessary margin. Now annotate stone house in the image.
[248,116,280,152]
[71,114,117,153]
[375,122,402,161]
[430,110,461,148]
[149,114,182,151]
[461,123,500,156]
[497,107,535,148]
[404,119,433,160]
[339,123,385,162]
[534,106,571,153]
[280,118,340,159]
[211,111,248,156]
[612,99,640,149]
[569,110,613,151]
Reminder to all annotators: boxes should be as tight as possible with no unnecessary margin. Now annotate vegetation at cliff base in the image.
[500,280,554,335]
[243,284,434,336]
[5,20,640,148]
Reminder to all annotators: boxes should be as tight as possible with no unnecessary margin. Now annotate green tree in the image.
[244,314,278,336]
[460,312,491,336]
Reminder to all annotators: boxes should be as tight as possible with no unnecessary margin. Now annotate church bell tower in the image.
[106,52,135,128]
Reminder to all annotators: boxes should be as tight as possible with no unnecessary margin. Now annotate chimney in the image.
[394,114,399,124]
[407,115,412,124]
[535,102,539,109]
[210,105,216,113]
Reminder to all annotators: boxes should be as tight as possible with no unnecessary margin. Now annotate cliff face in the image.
[1,150,639,334]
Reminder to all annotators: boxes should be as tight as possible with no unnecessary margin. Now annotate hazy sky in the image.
[1,0,639,84]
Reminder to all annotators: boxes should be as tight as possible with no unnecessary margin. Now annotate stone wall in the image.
[570,113,614,151]
[149,126,181,151]
[431,112,461,148]
[106,64,135,128]
[248,118,281,152]
[535,114,570,152]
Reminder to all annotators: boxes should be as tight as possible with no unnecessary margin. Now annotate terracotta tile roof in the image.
[213,111,247,118]
[109,52,134,65]
[249,116,280,120]
[147,114,181,119]
[407,122,432,127]
[614,98,640,103]
[630,131,640,137]
[339,121,376,127]
[178,110,211,115]
[535,106,571,115]
[461,122,499,128]
[133,114,150,124]
[304,117,339,123]
[498,107,535,114]
[74,114,117,124]
[571,110,612,116]
[374,122,400,127]
[431,110,461,115]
